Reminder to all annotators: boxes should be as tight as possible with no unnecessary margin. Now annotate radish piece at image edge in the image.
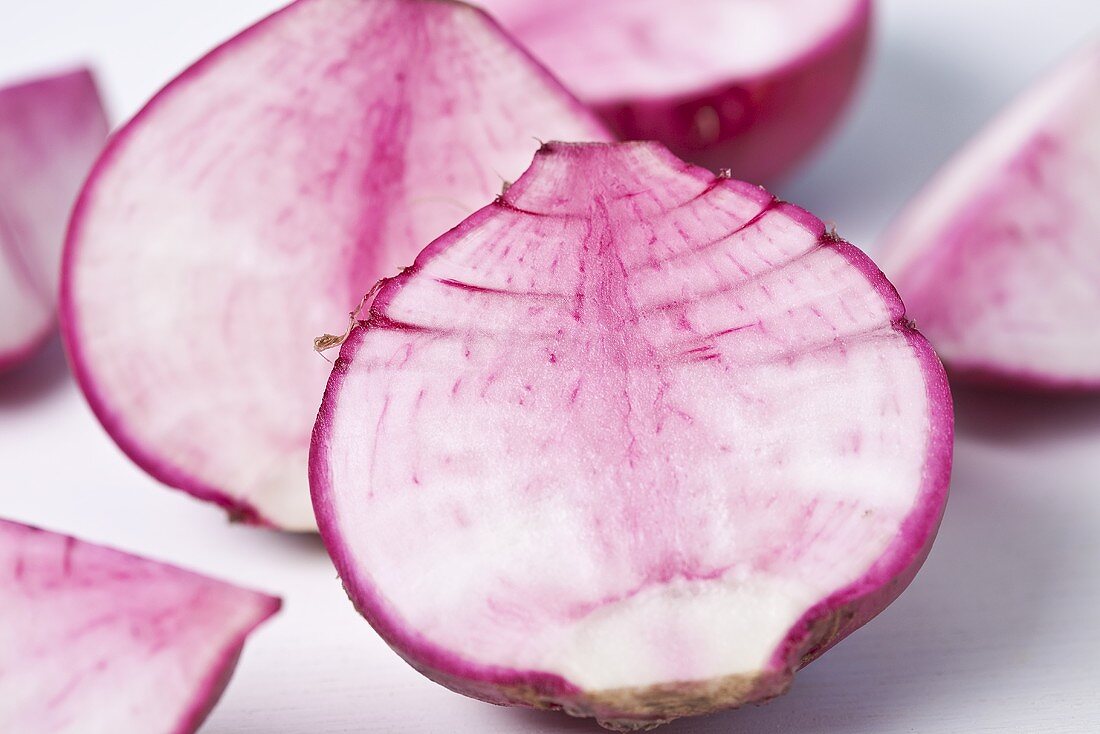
[0,518,279,734]
[311,142,953,730]
[0,68,107,373]
[881,41,1100,390]
[478,0,871,182]
[61,0,609,531]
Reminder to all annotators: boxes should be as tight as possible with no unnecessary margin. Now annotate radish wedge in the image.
[0,69,107,373]
[0,518,279,734]
[882,42,1100,390]
[61,0,609,531]
[478,0,871,182]
[312,142,953,729]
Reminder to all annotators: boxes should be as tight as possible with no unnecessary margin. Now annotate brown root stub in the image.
[585,672,785,731]
[314,279,388,355]
[313,332,349,353]
[498,669,789,731]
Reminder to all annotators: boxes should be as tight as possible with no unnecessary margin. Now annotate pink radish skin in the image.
[882,42,1100,391]
[60,0,609,531]
[312,142,953,730]
[0,69,107,373]
[478,0,872,182]
[0,518,279,734]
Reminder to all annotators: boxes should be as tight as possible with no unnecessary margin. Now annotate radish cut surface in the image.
[882,42,1100,390]
[0,518,279,734]
[478,0,871,181]
[61,0,608,530]
[0,69,107,373]
[312,142,953,729]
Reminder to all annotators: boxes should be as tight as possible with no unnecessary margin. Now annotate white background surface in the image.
[2,1,1100,732]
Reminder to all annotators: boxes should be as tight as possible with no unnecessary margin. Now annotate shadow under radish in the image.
[240,520,333,559]
[0,336,71,408]
[952,384,1100,445]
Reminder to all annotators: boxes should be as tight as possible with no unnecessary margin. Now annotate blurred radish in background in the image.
[883,41,1100,390]
[0,69,107,374]
[479,0,873,182]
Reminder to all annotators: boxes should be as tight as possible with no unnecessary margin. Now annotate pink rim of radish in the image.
[0,68,107,374]
[479,0,872,182]
[882,40,1100,391]
[312,142,953,729]
[60,0,610,531]
[0,518,279,734]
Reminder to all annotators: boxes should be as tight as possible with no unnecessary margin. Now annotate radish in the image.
[882,41,1100,390]
[0,517,279,733]
[0,68,107,373]
[312,141,953,729]
[477,0,872,182]
[60,0,609,531]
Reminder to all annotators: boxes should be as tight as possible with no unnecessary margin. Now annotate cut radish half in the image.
[312,142,953,729]
[0,518,279,734]
[478,0,872,182]
[0,68,107,373]
[882,42,1100,390]
[61,0,609,531]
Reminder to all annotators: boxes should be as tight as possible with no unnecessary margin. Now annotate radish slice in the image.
[312,142,953,729]
[0,518,279,734]
[477,0,872,182]
[61,0,609,531]
[0,69,107,373]
[882,42,1100,390]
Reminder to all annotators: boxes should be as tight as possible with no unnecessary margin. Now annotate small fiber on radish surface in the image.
[311,142,953,730]
[0,518,279,734]
[0,68,107,374]
[477,0,872,182]
[60,0,609,531]
[882,41,1100,391]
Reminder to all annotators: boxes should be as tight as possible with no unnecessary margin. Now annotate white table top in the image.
[2,1,1098,732]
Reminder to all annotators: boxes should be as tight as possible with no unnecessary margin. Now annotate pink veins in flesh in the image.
[0,518,279,734]
[60,0,609,530]
[313,142,952,727]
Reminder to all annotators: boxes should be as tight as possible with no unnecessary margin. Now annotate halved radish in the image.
[312,142,953,729]
[61,0,609,531]
[0,517,279,734]
[882,41,1100,390]
[0,68,107,373]
[477,0,872,182]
